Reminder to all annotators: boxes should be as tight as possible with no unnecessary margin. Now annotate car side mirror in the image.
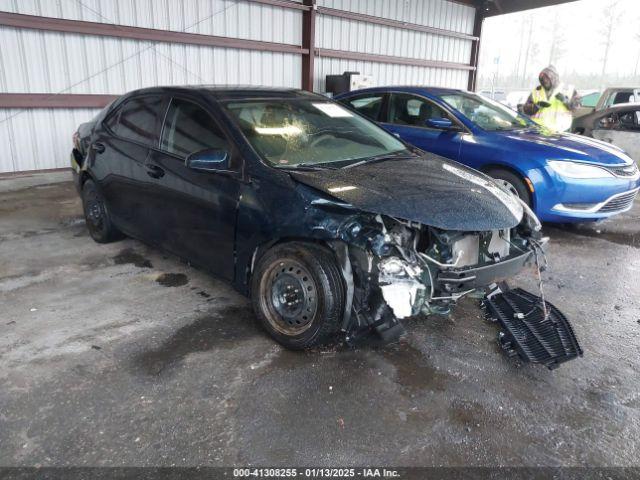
[185,148,230,172]
[425,117,455,130]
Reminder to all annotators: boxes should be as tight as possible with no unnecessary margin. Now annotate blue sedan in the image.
[336,87,640,223]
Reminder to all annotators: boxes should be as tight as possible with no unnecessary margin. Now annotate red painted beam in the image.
[250,0,311,10]
[316,48,476,71]
[0,93,119,108]
[0,12,308,56]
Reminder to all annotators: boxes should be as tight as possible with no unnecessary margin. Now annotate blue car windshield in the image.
[440,92,533,131]
[223,99,409,168]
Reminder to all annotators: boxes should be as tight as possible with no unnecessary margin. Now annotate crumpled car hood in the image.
[290,155,524,231]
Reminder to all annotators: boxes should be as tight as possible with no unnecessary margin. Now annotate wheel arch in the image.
[479,162,537,210]
[79,170,97,188]
[246,236,344,294]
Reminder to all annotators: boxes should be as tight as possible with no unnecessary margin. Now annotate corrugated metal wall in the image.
[0,0,475,173]
[0,108,103,172]
[0,29,302,94]
[0,0,303,42]
[314,0,475,92]
[0,0,303,173]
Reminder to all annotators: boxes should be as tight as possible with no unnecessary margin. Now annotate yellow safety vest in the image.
[530,85,573,132]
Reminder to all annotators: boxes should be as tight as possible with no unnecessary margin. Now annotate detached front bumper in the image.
[435,250,534,296]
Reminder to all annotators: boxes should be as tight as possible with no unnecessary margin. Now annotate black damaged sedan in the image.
[71,87,581,367]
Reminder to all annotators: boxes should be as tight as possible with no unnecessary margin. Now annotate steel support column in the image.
[301,0,317,91]
[467,6,485,92]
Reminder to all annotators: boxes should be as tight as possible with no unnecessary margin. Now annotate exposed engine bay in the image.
[334,206,582,368]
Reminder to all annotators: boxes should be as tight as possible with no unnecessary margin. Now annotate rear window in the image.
[106,95,164,146]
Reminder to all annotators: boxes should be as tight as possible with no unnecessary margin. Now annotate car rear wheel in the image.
[251,242,345,349]
[81,179,122,243]
[486,168,532,207]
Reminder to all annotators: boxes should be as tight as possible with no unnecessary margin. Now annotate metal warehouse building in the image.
[0,0,566,174]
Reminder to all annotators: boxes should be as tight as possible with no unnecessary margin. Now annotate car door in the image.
[94,94,166,237]
[592,108,640,162]
[379,92,462,161]
[145,96,241,281]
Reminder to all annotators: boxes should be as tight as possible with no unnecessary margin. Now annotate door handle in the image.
[93,142,106,154]
[145,163,165,179]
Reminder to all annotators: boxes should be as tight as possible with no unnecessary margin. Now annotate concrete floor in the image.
[1,171,639,467]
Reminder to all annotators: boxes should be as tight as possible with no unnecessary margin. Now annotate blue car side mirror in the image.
[185,148,230,172]
[425,117,455,130]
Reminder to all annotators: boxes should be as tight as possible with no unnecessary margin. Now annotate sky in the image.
[477,0,640,90]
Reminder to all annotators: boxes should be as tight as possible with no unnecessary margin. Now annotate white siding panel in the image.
[314,0,475,93]
[0,38,301,173]
[316,15,472,64]
[0,108,102,172]
[0,0,473,172]
[317,0,474,34]
[0,0,303,44]
[0,27,302,94]
[0,27,301,172]
[314,56,468,93]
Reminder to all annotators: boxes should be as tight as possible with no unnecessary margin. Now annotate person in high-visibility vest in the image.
[522,65,581,132]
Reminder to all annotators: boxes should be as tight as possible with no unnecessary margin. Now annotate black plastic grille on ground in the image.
[483,288,583,369]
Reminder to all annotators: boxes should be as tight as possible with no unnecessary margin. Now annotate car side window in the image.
[613,92,634,105]
[388,93,450,128]
[160,98,228,157]
[580,92,600,108]
[597,114,617,130]
[115,95,164,146]
[617,110,640,131]
[342,95,384,121]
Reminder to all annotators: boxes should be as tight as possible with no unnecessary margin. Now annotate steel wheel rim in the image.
[261,259,318,336]
[85,192,105,231]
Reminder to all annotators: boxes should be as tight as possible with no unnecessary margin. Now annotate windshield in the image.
[439,92,533,131]
[222,99,409,167]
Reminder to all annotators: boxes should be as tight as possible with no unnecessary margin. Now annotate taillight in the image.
[72,131,81,150]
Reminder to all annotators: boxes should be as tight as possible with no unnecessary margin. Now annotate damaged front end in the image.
[335,205,582,368]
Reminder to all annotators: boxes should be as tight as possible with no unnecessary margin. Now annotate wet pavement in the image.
[1,172,639,467]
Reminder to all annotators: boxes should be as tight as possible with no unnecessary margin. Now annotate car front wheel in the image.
[251,242,345,349]
[486,168,532,207]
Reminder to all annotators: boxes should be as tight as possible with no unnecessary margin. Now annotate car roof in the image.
[599,102,640,112]
[601,87,639,94]
[339,86,469,97]
[120,85,323,101]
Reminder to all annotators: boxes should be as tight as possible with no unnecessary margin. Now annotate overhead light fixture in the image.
[328,185,357,193]
[254,125,302,136]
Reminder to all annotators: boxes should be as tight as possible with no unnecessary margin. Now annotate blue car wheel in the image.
[486,168,532,207]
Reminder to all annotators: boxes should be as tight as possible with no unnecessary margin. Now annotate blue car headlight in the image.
[548,160,614,179]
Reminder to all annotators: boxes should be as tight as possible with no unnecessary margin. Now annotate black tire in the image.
[251,242,345,350]
[81,179,122,243]
[486,168,532,207]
